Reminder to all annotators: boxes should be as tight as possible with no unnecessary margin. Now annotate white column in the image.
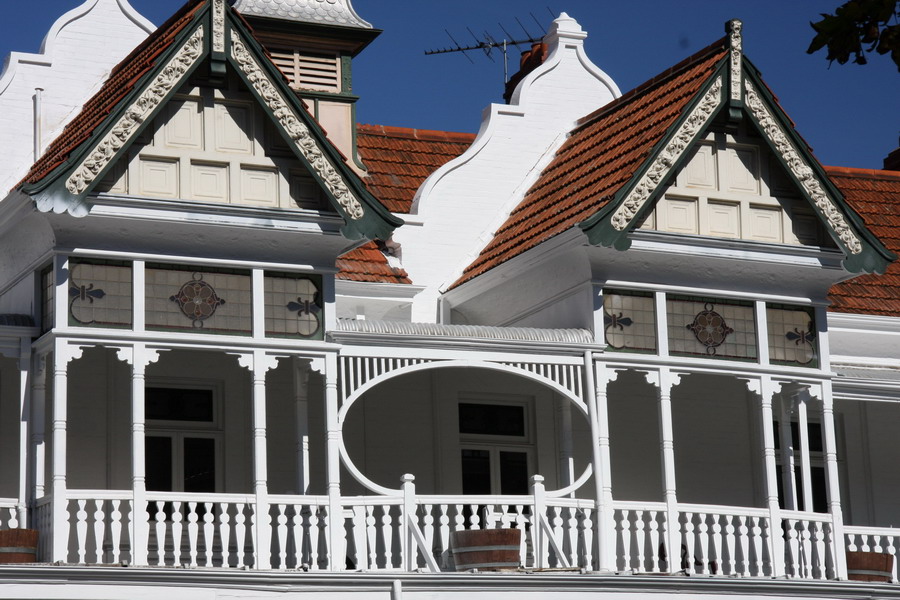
[251,269,265,339]
[586,356,616,571]
[557,398,575,490]
[129,344,158,567]
[31,354,47,505]
[793,387,814,513]
[759,375,785,577]
[16,339,31,526]
[248,350,275,569]
[322,352,344,571]
[817,381,847,579]
[779,392,798,511]
[51,341,81,563]
[654,368,681,573]
[293,357,311,495]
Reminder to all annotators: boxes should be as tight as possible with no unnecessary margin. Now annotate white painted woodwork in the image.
[97,74,328,211]
[640,129,831,247]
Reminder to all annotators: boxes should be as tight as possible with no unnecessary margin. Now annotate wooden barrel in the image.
[0,529,38,564]
[450,528,521,571]
[846,550,894,582]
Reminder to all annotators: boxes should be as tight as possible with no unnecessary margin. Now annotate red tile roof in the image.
[335,124,474,284]
[356,124,475,214]
[452,38,729,289]
[336,241,411,284]
[827,166,900,317]
[20,0,206,189]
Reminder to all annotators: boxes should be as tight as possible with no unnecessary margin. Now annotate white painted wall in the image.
[393,14,620,322]
[0,0,154,196]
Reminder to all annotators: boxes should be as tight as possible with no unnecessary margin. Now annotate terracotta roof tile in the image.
[20,0,206,189]
[356,124,475,214]
[452,38,729,289]
[336,241,411,284]
[826,166,900,317]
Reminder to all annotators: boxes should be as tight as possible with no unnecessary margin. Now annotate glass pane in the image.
[68,259,133,328]
[461,449,491,495]
[812,467,828,513]
[264,273,324,340]
[602,290,657,352]
[499,451,529,495]
[41,264,54,333]
[459,403,525,437]
[667,295,757,360]
[184,437,216,493]
[146,388,214,422]
[146,436,173,492]
[145,265,252,335]
[767,304,818,367]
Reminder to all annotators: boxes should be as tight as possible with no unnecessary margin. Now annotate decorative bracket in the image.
[308,357,327,376]
[726,19,743,123]
[210,0,227,77]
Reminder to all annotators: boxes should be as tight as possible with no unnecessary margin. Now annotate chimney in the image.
[503,43,548,104]
[884,137,900,171]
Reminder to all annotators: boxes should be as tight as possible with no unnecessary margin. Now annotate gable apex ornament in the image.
[727,19,742,103]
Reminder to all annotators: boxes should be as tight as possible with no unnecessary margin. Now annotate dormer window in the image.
[269,47,341,93]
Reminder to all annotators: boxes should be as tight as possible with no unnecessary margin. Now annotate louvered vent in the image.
[269,48,341,92]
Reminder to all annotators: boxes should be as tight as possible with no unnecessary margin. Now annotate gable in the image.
[636,126,834,248]
[97,72,330,211]
[18,0,399,242]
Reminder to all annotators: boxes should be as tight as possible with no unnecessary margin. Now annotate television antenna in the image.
[425,10,555,83]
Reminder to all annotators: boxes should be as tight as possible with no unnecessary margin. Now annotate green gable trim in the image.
[22,6,211,209]
[740,59,893,274]
[226,14,400,241]
[580,63,729,250]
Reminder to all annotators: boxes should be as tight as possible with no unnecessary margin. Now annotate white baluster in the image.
[438,504,450,570]
[724,515,736,576]
[423,505,435,570]
[76,499,88,563]
[633,510,646,572]
[567,508,579,568]
[582,508,594,570]
[187,502,199,567]
[350,505,366,571]
[203,503,215,566]
[381,507,394,568]
[276,504,288,570]
[697,514,710,575]
[310,505,324,570]
[813,521,826,580]
[648,510,660,573]
[620,510,631,571]
[219,503,231,568]
[366,506,378,570]
[683,512,695,575]
[787,520,800,578]
[90,500,105,564]
[737,516,749,577]
[171,501,184,566]
[751,516,763,576]
[799,520,812,579]
[110,500,122,564]
[710,514,722,575]
[234,503,246,568]
[153,502,167,566]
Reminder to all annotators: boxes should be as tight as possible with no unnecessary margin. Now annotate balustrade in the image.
[780,511,834,580]
[845,526,900,583]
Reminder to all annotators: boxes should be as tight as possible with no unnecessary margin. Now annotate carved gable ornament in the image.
[25,0,399,242]
[580,21,892,275]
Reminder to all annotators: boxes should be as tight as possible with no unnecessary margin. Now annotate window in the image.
[458,400,533,495]
[774,419,828,513]
[145,386,220,493]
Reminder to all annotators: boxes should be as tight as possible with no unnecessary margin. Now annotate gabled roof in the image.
[827,167,900,317]
[335,124,474,283]
[19,0,400,242]
[356,124,475,214]
[454,23,894,289]
[453,38,728,288]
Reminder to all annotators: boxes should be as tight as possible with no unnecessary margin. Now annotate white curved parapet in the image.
[0,0,155,197]
[392,13,620,320]
[231,0,373,29]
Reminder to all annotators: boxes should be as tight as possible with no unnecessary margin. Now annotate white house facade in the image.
[0,1,899,599]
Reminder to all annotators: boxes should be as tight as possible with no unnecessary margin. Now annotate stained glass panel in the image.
[146,265,252,335]
[667,295,757,360]
[67,259,132,328]
[264,272,324,340]
[41,264,54,333]
[767,304,818,367]
[602,290,657,352]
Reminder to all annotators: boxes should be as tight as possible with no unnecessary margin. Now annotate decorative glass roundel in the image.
[686,303,734,355]
[170,273,226,328]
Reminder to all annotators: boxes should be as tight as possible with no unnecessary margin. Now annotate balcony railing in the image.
[8,486,878,581]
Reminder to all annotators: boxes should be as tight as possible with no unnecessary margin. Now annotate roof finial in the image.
[726,19,743,103]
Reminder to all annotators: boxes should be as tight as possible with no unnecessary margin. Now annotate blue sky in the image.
[2,1,897,169]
